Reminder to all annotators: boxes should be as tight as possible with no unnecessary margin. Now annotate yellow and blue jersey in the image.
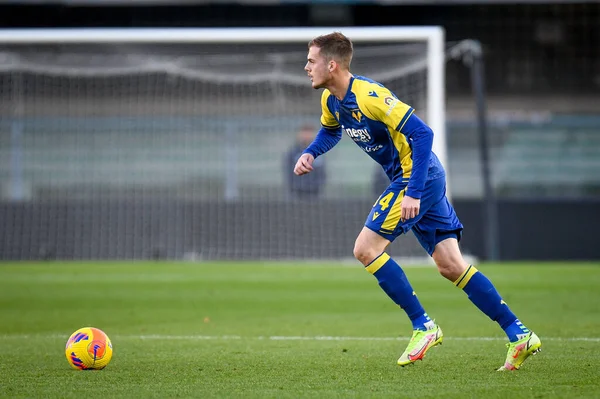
[305,75,445,199]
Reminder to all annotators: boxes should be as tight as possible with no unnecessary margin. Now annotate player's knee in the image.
[433,254,466,281]
[432,238,468,281]
[435,259,457,280]
[352,243,367,265]
[353,242,377,266]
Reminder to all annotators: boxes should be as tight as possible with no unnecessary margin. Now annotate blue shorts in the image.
[365,176,463,256]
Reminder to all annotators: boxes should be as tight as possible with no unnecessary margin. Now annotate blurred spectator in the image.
[284,125,326,199]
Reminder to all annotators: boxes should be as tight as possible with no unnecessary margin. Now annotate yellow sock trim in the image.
[454,265,478,289]
[365,253,391,274]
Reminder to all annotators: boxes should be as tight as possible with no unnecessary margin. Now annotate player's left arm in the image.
[361,91,432,220]
[397,114,432,201]
[397,114,433,221]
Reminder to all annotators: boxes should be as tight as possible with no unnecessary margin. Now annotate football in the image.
[65,327,113,370]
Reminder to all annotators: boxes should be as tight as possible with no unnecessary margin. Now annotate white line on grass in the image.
[1,334,600,342]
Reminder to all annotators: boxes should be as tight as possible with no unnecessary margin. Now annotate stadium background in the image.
[0,0,599,261]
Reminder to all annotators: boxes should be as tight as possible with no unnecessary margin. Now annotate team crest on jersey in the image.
[352,110,362,122]
[335,111,340,121]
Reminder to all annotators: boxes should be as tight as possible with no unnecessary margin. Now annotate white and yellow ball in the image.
[65,327,113,370]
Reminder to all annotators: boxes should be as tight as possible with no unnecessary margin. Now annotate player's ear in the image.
[328,60,337,72]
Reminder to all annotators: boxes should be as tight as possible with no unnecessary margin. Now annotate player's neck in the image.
[327,72,354,101]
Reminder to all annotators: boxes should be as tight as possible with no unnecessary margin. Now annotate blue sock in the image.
[366,253,432,331]
[455,265,530,342]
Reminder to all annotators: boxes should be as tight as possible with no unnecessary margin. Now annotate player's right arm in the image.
[295,90,342,176]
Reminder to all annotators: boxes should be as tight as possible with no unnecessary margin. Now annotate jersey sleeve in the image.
[319,90,340,129]
[358,87,414,133]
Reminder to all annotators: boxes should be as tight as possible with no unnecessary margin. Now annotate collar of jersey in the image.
[340,75,356,105]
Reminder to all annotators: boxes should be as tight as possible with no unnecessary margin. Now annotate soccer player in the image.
[294,32,541,371]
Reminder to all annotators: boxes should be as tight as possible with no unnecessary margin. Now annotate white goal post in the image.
[0,26,447,173]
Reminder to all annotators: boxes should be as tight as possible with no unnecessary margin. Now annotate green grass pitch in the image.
[1,261,599,398]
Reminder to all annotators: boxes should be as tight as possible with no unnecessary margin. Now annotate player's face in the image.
[305,46,331,89]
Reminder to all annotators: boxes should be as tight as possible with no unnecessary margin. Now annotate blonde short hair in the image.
[308,32,353,70]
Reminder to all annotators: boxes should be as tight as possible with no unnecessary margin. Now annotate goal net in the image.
[0,27,446,261]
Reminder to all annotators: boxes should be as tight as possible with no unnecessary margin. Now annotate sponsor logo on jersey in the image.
[368,90,379,98]
[384,96,399,116]
[363,144,383,153]
[384,96,397,106]
[342,125,372,142]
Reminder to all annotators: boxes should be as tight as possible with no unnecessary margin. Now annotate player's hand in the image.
[401,195,420,222]
[294,153,315,176]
